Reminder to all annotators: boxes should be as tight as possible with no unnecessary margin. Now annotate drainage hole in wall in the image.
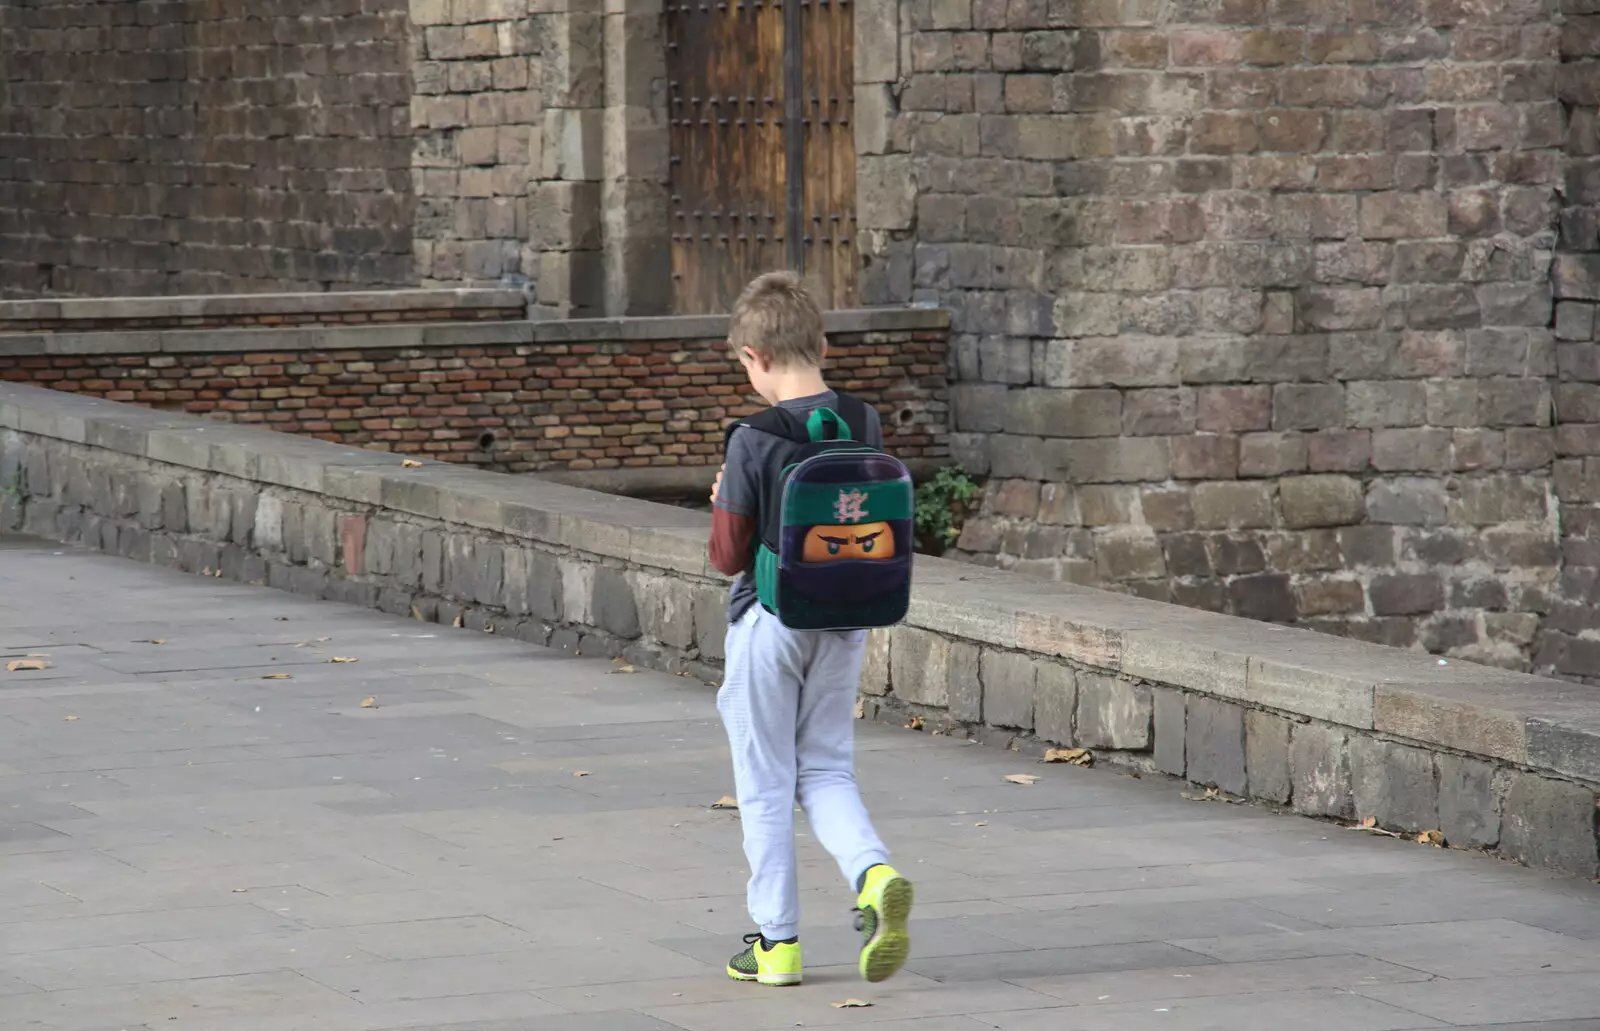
[478,430,497,450]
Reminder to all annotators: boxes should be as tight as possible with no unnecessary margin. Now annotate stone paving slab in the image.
[4,534,1600,1031]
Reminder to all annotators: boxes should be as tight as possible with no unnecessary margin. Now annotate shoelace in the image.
[742,932,764,948]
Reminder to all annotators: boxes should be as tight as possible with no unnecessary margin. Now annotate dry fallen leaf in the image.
[1004,773,1041,786]
[1041,748,1093,767]
[573,770,591,777]
[711,795,739,809]
[1360,816,1378,829]
[328,657,359,664]
[62,715,79,721]
[1417,829,1446,847]
[905,715,925,731]
[360,697,376,708]
[831,999,872,1009]
[262,673,292,680]
[853,698,866,720]
[452,613,464,628]
[609,665,636,674]
[145,639,167,645]
[401,459,423,468]
[7,659,49,672]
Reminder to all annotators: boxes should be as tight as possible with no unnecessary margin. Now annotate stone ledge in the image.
[0,306,952,355]
[0,288,530,324]
[2,381,1597,878]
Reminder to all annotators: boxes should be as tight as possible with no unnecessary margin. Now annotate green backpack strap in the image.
[804,407,853,442]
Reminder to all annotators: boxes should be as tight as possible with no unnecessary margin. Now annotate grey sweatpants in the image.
[716,604,891,941]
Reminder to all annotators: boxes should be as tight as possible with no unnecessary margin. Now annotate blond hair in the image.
[728,270,825,369]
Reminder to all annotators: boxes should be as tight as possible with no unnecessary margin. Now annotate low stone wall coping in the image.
[0,306,951,354]
[3,379,1595,788]
[0,288,530,324]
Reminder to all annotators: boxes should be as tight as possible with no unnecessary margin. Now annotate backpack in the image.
[725,394,914,631]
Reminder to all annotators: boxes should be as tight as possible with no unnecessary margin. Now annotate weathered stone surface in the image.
[1187,696,1247,795]
[1034,662,1077,744]
[1075,674,1151,750]
[1291,722,1354,819]
[1501,774,1600,879]
[630,571,693,648]
[1437,754,1502,849]
[948,639,982,723]
[1153,686,1186,776]
[1244,711,1292,804]
[591,566,640,639]
[980,649,1036,729]
[1351,738,1438,832]
[860,628,891,697]
[890,626,951,707]
[1279,476,1365,529]
[693,587,727,660]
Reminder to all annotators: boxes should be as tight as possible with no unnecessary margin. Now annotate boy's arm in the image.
[708,430,760,577]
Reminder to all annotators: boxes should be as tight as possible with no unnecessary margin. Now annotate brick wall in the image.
[850,0,1590,674]
[0,1,415,298]
[1,319,949,475]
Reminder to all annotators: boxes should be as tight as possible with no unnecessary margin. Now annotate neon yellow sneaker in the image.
[726,933,802,986]
[854,864,913,983]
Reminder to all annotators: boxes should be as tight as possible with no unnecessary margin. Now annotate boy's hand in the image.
[710,464,724,504]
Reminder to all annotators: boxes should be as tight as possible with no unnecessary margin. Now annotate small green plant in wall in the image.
[913,465,979,556]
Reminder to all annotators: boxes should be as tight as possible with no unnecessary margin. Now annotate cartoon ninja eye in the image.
[860,538,875,553]
[827,541,841,556]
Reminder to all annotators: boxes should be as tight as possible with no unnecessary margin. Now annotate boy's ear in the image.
[741,345,766,370]
[819,338,829,363]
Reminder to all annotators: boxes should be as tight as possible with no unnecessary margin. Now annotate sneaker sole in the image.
[859,875,913,983]
[726,966,802,986]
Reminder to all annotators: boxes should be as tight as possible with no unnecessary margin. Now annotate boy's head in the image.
[728,271,827,404]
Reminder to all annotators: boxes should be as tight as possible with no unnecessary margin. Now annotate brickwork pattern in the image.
[0,0,415,298]
[858,0,1580,673]
[1547,0,1600,681]
[410,0,547,293]
[0,329,949,473]
[0,306,526,334]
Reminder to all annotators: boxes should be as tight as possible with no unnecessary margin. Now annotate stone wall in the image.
[4,380,1598,879]
[1,306,950,477]
[1548,0,1600,680]
[846,0,1600,678]
[0,0,415,298]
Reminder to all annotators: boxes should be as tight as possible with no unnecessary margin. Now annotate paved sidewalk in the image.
[3,534,1600,1031]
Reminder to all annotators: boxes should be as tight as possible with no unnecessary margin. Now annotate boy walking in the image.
[708,271,914,987]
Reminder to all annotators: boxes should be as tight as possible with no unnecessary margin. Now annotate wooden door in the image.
[665,0,856,314]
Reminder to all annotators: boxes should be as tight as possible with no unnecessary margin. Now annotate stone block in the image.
[1239,432,1308,478]
[304,507,339,568]
[1034,662,1077,744]
[1152,686,1186,775]
[693,587,728,660]
[630,571,692,648]
[560,558,595,625]
[1192,481,1274,530]
[1501,774,1599,879]
[1437,754,1502,849]
[1076,674,1151,750]
[1351,737,1438,832]
[1186,696,1247,794]
[161,481,188,534]
[1291,722,1354,819]
[861,628,891,697]
[1004,388,1122,437]
[1279,475,1365,528]
[980,650,1036,729]
[591,566,640,638]
[1245,711,1293,804]
[1370,572,1444,615]
[890,626,951,707]
[859,155,917,230]
[475,541,508,605]
[947,639,982,722]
